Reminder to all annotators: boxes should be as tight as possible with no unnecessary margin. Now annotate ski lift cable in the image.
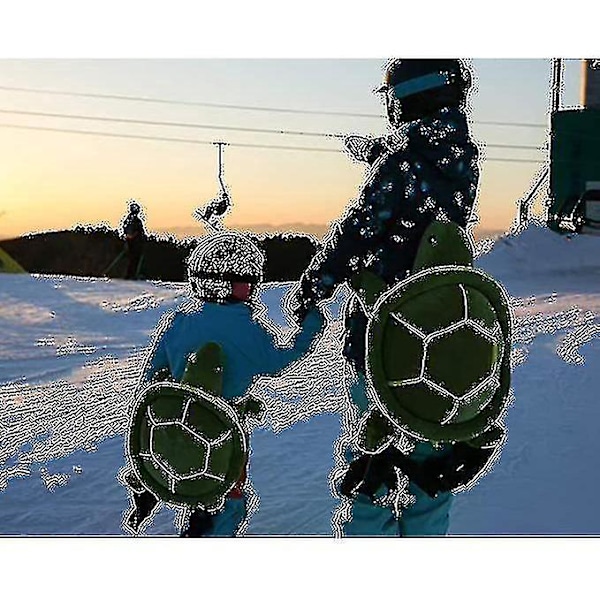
[0,122,342,152]
[0,84,547,129]
[0,107,345,139]
[0,107,550,146]
[0,84,388,119]
[0,107,546,150]
[0,122,546,163]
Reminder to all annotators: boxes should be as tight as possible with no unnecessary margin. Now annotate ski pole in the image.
[103,249,127,276]
[135,253,145,280]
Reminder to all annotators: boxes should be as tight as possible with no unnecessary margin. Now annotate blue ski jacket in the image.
[141,299,324,400]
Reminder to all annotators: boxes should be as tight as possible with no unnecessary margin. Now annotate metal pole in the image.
[102,248,127,277]
[518,166,549,226]
[214,141,228,197]
[551,58,563,114]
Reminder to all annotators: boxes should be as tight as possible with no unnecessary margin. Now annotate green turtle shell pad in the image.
[367,266,512,443]
[128,382,248,509]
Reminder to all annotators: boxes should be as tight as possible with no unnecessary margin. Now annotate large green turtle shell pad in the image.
[366,264,512,444]
[128,381,248,510]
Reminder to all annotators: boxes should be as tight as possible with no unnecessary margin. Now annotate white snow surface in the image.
[1,221,600,536]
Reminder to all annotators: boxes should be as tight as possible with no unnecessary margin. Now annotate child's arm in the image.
[266,307,325,375]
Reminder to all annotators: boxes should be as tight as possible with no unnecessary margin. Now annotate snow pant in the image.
[187,496,247,537]
[342,372,454,537]
[126,239,144,279]
[343,483,453,537]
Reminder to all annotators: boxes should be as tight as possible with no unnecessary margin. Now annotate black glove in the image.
[285,278,310,325]
[418,443,495,495]
[125,490,159,534]
[344,136,387,164]
[292,298,310,326]
[236,397,263,418]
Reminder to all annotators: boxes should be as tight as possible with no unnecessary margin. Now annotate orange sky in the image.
[0,59,582,241]
[0,128,547,241]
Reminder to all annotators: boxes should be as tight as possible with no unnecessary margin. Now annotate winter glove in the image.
[124,489,159,534]
[235,397,263,418]
[151,367,174,384]
[287,275,317,325]
[416,442,495,495]
[290,295,310,326]
[344,136,387,164]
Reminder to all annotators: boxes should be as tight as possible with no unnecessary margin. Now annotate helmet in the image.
[378,59,471,124]
[129,202,141,214]
[187,232,265,302]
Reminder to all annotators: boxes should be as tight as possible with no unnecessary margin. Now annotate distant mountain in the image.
[474,227,505,241]
[157,223,329,241]
[156,223,506,241]
[0,221,507,283]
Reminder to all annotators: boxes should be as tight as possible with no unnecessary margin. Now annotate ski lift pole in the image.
[518,166,549,227]
[551,58,563,115]
[520,59,562,229]
[214,141,229,198]
[134,253,145,280]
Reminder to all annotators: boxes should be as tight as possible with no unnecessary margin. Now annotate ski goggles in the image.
[377,71,452,99]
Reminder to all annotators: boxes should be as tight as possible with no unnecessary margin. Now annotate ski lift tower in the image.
[547,59,600,235]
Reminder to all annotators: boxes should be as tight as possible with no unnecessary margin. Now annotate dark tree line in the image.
[1,228,319,283]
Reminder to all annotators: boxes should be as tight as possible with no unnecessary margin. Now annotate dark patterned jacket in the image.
[298,106,480,368]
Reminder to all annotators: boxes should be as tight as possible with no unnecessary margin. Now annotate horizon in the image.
[0,220,508,243]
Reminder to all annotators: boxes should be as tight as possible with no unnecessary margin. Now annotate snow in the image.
[2,221,600,535]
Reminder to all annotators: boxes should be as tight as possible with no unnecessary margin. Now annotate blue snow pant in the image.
[203,496,247,537]
[343,373,454,537]
[343,475,454,537]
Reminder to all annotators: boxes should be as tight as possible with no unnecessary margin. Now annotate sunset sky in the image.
[0,57,585,240]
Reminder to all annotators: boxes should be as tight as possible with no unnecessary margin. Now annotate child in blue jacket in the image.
[123,232,324,536]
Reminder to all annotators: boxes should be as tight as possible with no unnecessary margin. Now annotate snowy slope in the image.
[449,223,600,534]
[2,222,600,536]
